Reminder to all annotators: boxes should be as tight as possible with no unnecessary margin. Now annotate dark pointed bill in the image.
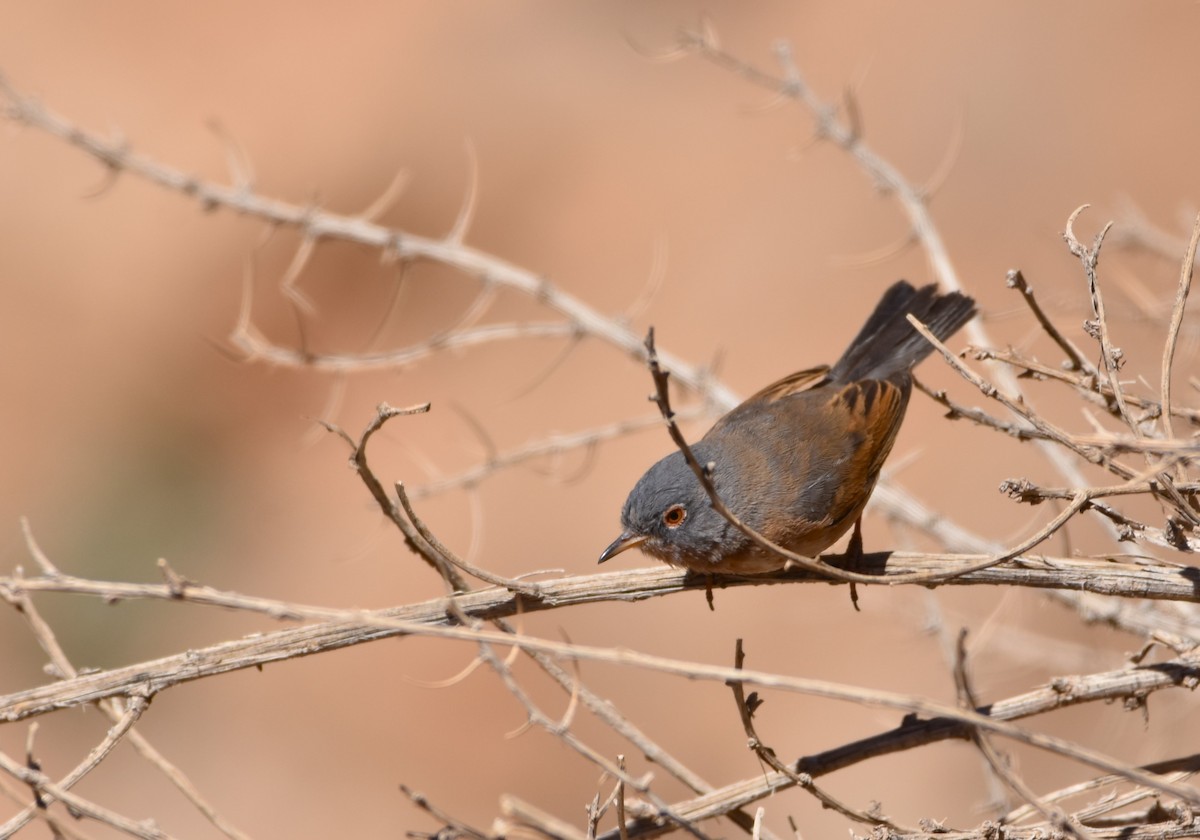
[597,532,647,564]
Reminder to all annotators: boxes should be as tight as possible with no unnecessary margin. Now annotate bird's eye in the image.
[662,505,687,528]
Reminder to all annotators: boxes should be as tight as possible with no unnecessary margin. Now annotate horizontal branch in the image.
[883,818,1200,839]
[4,574,1199,821]
[3,552,1199,721]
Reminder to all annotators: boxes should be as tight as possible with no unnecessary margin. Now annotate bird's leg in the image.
[846,517,864,612]
[845,516,865,566]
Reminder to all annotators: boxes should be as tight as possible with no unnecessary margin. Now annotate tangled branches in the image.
[3,20,1200,840]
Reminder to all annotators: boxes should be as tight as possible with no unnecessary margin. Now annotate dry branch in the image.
[5,550,1200,722]
[3,22,1200,840]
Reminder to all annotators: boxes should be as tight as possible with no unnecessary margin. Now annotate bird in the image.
[598,280,976,573]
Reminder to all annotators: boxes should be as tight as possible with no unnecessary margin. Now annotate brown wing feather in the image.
[823,377,909,528]
[702,374,911,560]
[706,365,832,440]
[744,365,830,404]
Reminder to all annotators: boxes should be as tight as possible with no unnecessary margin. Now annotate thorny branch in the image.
[0,70,740,413]
[1,60,1191,629]
[3,25,1200,840]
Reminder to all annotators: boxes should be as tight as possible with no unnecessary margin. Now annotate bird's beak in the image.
[598,531,648,564]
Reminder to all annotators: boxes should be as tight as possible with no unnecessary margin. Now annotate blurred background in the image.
[1,1,1198,837]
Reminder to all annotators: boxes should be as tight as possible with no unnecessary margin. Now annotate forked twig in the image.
[727,639,913,834]
[1006,269,1090,372]
[952,631,1095,840]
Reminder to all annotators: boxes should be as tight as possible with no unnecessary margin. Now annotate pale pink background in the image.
[1,2,1197,837]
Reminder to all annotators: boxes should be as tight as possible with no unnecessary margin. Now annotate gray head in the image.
[598,445,743,568]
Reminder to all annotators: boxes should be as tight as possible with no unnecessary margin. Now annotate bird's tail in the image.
[830,280,976,383]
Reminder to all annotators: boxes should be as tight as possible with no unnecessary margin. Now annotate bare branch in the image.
[1161,213,1200,445]
[1006,269,1091,372]
[952,631,1095,840]
[0,70,740,411]
[609,651,1200,837]
[727,639,912,834]
[0,744,178,840]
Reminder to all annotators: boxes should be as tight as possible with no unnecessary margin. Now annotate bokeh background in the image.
[2,2,1198,837]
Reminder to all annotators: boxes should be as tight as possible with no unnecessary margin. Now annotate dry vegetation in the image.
[1,9,1199,840]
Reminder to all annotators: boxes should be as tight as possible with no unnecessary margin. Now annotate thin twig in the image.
[6,529,253,839]
[908,315,1151,487]
[401,784,491,840]
[1003,755,1200,827]
[1006,269,1090,372]
[1161,213,1200,449]
[1064,205,1131,429]
[727,639,912,833]
[395,481,543,597]
[973,347,1200,425]
[952,630,1095,839]
[607,652,1200,838]
[914,376,1051,443]
[0,695,151,836]
[1063,210,1199,528]
[318,402,472,593]
[0,747,177,840]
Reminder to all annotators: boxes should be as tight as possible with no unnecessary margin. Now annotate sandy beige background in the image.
[1,2,1198,838]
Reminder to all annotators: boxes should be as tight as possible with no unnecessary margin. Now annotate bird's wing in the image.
[825,376,910,485]
[743,365,831,404]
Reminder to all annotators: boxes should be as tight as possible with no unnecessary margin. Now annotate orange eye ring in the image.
[662,505,687,528]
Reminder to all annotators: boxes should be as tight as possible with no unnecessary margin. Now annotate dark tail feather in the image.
[831,280,976,383]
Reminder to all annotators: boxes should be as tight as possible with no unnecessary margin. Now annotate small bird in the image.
[598,280,976,573]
